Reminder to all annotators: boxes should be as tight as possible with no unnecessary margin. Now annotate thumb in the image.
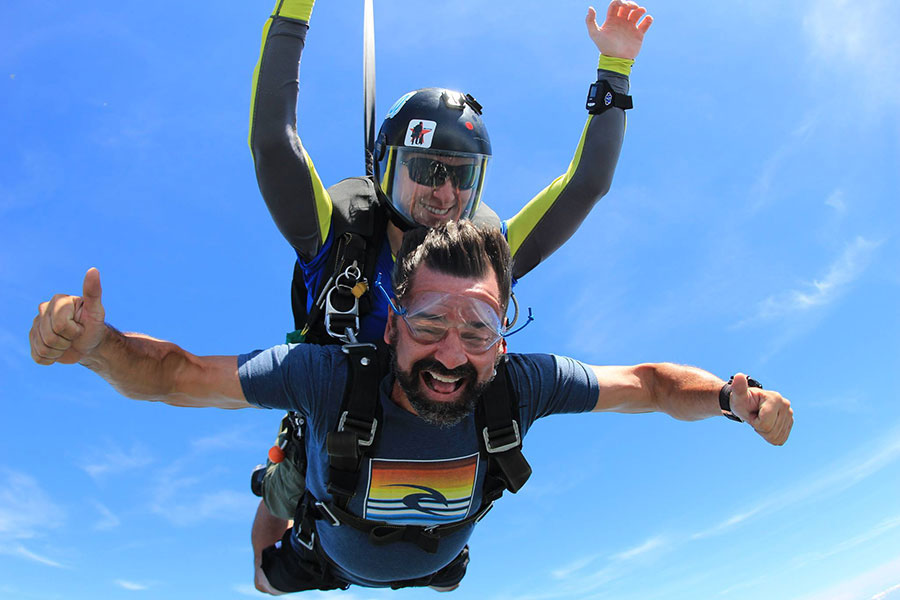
[730,373,759,424]
[81,267,105,320]
[585,6,598,31]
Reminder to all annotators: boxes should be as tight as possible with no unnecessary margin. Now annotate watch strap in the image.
[719,375,763,422]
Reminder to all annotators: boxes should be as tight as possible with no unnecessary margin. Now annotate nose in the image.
[430,178,458,206]
[431,328,468,370]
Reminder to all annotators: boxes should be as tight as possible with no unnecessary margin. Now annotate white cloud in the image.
[610,535,666,561]
[190,427,257,453]
[2,544,67,569]
[0,469,64,541]
[80,442,153,479]
[802,0,900,112]
[695,424,900,540]
[551,554,601,579]
[873,583,900,600]
[793,514,900,567]
[789,554,900,600]
[826,189,847,213]
[114,579,149,591]
[92,501,121,531]
[151,488,257,527]
[754,236,881,320]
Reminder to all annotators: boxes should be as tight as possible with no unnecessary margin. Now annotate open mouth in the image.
[421,370,465,395]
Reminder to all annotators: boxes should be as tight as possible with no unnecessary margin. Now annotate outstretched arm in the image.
[506,0,652,280]
[29,269,248,409]
[590,364,793,446]
[249,0,332,262]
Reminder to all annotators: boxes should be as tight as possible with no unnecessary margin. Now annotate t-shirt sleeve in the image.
[237,344,346,415]
[507,353,599,432]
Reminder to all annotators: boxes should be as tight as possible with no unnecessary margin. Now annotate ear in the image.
[499,337,508,355]
[384,306,395,345]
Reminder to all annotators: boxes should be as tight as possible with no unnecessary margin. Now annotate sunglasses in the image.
[402,157,479,191]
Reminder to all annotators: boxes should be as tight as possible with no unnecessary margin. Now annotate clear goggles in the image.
[376,274,532,353]
[378,147,488,225]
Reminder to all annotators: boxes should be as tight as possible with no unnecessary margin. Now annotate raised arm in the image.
[29,268,248,409]
[590,364,794,446]
[506,1,652,280]
[248,0,332,262]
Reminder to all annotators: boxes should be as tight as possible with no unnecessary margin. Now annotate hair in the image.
[392,220,512,314]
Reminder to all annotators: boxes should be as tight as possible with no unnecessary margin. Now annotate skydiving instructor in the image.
[247,0,653,592]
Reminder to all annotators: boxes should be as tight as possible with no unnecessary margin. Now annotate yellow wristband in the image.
[272,0,315,22]
[597,55,634,76]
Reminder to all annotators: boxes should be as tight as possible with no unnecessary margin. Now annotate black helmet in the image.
[374,88,491,229]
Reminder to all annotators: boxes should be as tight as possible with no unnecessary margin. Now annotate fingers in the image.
[617,1,639,20]
[753,392,793,446]
[637,14,653,34]
[30,295,85,364]
[626,6,647,24]
[605,0,620,23]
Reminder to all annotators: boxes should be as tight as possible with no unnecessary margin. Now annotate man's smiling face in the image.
[395,153,478,228]
[385,263,504,427]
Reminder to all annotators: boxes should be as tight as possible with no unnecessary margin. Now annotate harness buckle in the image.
[324,265,365,342]
[337,411,378,447]
[295,528,315,551]
[474,501,495,523]
[315,501,342,527]
[482,420,520,454]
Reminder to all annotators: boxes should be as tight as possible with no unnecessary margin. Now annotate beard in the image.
[389,330,496,428]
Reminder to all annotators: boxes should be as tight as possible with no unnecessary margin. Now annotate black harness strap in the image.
[302,354,531,554]
[478,356,532,493]
[326,342,382,505]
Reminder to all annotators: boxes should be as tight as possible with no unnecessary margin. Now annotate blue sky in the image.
[2,0,899,599]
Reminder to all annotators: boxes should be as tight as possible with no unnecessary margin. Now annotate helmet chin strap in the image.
[374,185,418,232]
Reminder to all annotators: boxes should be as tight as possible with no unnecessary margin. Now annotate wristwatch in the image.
[719,375,763,422]
[585,79,632,114]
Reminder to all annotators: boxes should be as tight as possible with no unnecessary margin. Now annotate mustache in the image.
[410,358,476,381]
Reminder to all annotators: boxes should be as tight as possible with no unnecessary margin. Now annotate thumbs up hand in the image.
[31,268,108,366]
[729,373,794,446]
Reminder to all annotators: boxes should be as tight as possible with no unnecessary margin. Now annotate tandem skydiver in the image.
[29,224,794,593]
[247,0,653,591]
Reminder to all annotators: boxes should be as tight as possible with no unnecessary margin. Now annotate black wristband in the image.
[719,375,763,422]
[586,79,632,114]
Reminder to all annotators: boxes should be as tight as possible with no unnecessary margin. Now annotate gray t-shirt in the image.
[239,344,598,585]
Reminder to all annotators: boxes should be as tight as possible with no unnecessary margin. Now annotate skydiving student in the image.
[29,222,794,593]
[247,0,653,585]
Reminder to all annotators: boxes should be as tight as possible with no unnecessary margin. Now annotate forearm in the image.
[78,325,245,409]
[507,60,630,279]
[640,362,724,421]
[249,6,331,260]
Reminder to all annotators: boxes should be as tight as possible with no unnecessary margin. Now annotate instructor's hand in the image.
[729,373,794,446]
[586,0,653,60]
[30,267,107,366]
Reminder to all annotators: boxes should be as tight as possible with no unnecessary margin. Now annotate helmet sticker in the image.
[405,119,436,148]
[385,91,417,120]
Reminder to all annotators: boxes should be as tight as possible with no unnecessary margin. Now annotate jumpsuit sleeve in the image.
[505,56,634,281]
[248,0,332,262]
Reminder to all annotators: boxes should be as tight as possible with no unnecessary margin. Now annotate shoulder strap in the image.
[325,342,387,506]
[291,178,388,345]
[477,356,532,494]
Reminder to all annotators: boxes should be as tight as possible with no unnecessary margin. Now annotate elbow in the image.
[632,363,664,412]
[250,124,295,168]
